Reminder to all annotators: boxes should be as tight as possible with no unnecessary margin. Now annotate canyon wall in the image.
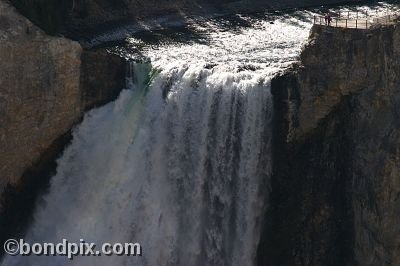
[9,0,367,35]
[0,0,125,207]
[259,24,400,265]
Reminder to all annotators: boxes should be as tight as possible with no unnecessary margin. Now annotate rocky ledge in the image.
[258,24,400,265]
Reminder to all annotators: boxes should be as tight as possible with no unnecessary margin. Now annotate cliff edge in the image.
[259,24,400,265]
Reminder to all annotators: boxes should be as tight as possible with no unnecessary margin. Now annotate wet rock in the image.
[237,64,259,72]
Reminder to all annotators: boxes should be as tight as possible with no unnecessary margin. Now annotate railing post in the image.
[314,16,316,24]
[327,9,399,29]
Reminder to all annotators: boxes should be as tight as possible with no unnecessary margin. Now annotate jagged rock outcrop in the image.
[258,24,400,265]
[0,0,125,206]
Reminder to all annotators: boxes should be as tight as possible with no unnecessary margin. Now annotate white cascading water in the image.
[3,3,396,266]
[4,62,274,266]
[0,10,313,266]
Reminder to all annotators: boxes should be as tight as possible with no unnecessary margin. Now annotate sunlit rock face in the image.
[260,24,400,266]
[0,0,82,194]
[0,0,125,205]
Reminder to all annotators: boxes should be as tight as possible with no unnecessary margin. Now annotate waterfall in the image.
[2,62,272,266]
[4,3,400,265]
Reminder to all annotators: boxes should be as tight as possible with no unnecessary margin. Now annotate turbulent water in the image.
[2,2,399,266]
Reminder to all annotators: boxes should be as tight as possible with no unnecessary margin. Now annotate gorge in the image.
[1,0,400,265]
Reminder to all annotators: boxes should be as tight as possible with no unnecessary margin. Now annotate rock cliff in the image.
[0,0,80,193]
[0,0,125,208]
[258,24,400,265]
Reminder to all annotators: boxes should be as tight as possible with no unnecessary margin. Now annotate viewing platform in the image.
[313,11,400,29]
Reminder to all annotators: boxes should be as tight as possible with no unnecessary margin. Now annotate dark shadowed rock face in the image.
[258,24,400,266]
[80,49,126,111]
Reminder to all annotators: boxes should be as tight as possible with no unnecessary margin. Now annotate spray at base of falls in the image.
[2,62,272,266]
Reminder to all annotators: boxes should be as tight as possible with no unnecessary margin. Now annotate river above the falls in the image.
[2,2,400,266]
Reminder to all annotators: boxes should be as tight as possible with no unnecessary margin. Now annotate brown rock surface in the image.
[0,0,125,204]
[0,0,82,192]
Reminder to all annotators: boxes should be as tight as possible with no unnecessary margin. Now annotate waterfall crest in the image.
[3,4,400,266]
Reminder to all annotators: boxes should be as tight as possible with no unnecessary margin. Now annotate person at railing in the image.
[327,14,332,26]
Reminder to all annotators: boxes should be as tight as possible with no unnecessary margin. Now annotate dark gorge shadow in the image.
[257,74,356,266]
[0,132,73,258]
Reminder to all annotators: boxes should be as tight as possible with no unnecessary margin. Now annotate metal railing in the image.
[313,13,400,29]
